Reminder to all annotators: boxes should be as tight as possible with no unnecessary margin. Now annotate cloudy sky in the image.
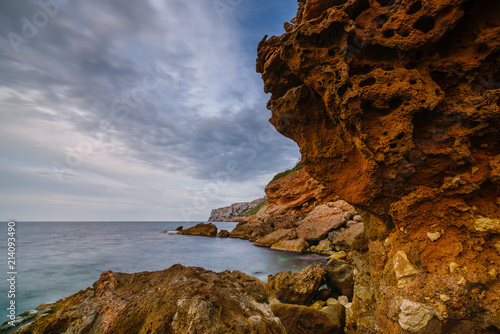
[0,0,300,221]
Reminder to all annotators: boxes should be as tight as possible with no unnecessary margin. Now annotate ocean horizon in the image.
[1,221,324,321]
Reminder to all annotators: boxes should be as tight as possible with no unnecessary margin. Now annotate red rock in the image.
[296,205,346,241]
[257,0,500,331]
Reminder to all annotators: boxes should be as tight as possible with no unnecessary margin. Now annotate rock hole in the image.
[389,98,403,110]
[415,50,423,61]
[376,14,389,26]
[410,79,417,85]
[413,16,435,34]
[390,143,398,149]
[376,0,393,7]
[359,77,376,87]
[407,1,422,14]
[401,31,410,37]
[328,49,336,56]
[383,30,395,38]
[397,132,405,140]
[435,88,440,94]
[476,43,489,54]
[338,83,348,96]
[361,101,373,112]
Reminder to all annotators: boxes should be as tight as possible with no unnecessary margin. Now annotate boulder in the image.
[270,238,309,253]
[296,205,346,241]
[15,265,287,334]
[325,259,354,299]
[331,223,365,250]
[217,229,229,238]
[175,226,183,231]
[315,239,333,254]
[178,223,217,237]
[320,304,345,330]
[268,264,325,305]
[254,228,297,247]
[271,303,342,334]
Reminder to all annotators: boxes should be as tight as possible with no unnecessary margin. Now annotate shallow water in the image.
[0,221,325,316]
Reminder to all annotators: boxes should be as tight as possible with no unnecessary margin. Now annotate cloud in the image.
[0,0,299,220]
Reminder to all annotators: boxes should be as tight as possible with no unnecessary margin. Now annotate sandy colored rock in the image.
[178,223,217,237]
[254,228,297,247]
[394,250,418,288]
[331,223,365,249]
[315,238,333,254]
[427,231,441,241]
[271,238,309,253]
[474,217,500,233]
[268,264,325,305]
[398,299,433,333]
[271,303,342,334]
[15,265,287,334]
[320,304,345,329]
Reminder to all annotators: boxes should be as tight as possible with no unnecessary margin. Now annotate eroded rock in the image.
[178,223,217,237]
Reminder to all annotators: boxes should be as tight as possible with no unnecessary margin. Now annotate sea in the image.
[0,221,324,320]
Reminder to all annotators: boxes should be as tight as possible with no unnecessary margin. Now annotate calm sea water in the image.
[0,221,324,317]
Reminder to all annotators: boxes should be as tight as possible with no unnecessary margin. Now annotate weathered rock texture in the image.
[257,0,500,332]
[12,264,352,334]
[208,198,266,221]
[15,265,286,334]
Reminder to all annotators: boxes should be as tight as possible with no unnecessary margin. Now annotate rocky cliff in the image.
[257,0,500,332]
[208,197,266,221]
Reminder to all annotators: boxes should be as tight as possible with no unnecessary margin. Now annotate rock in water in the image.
[178,223,217,237]
[14,265,287,334]
[217,229,230,238]
[257,0,500,331]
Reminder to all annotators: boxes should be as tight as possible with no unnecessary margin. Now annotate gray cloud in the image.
[0,0,299,220]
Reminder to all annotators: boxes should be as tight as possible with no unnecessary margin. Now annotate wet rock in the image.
[325,259,354,299]
[217,229,229,238]
[271,303,342,334]
[398,299,433,332]
[393,250,418,288]
[178,223,217,237]
[268,264,325,305]
[271,238,309,253]
[254,228,297,247]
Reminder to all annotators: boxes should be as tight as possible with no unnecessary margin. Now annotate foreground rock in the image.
[271,303,342,334]
[14,265,286,334]
[178,223,217,237]
[268,264,325,305]
[257,0,500,332]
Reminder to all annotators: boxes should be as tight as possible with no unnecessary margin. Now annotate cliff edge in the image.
[257,0,500,332]
[208,197,266,222]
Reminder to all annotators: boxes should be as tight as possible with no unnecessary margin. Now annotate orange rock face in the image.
[257,0,500,332]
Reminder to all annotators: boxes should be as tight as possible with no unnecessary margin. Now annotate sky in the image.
[0,0,300,221]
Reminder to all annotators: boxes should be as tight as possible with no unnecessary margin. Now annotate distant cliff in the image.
[207,197,266,221]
